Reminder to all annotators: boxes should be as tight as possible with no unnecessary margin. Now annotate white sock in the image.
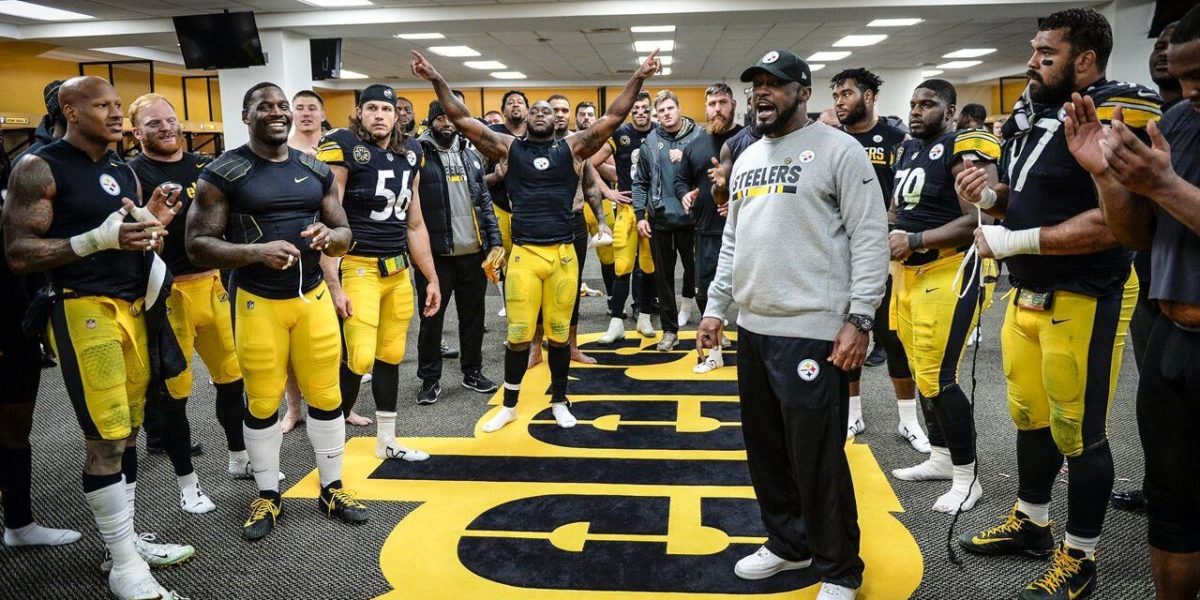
[897,398,918,424]
[932,463,982,513]
[85,476,140,570]
[243,421,283,493]
[124,480,136,528]
[307,414,346,488]
[376,410,397,445]
[1017,498,1052,527]
[551,403,577,428]
[849,395,863,422]
[482,406,518,433]
[1064,533,1098,558]
[892,446,953,480]
[3,522,82,547]
[176,471,198,493]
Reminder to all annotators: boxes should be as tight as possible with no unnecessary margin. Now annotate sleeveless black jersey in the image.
[198,145,334,300]
[505,138,579,245]
[127,151,211,277]
[316,129,422,257]
[36,140,146,301]
[893,128,1001,234]
[844,120,907,207]
[608,122,651,192]
[1002,79,1162,296]
[486,122,524,212]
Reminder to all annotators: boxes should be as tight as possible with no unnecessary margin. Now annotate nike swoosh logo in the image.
[925,288,939,293]
[862,178,874,184]
[1069,577,1094,599]
[1051,318,1070,325]
[316,290,326,300]
[970,536,1012,545]
[294,176,309,183]
[325,453,342,459]
[148,552,170,560]
[196,163,207,168]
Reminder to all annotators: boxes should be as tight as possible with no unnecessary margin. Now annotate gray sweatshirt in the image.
[703,122,888,341]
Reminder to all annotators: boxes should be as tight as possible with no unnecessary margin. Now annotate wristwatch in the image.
[847,314,874,333]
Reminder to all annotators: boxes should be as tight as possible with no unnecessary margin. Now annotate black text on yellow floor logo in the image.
[286,333,922,598]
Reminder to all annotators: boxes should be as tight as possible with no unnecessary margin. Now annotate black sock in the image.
[121,445,138,485]
[932,384,976,466]
[503,346,530,408]
[160,395,195,477]
[371,360,400,413]
[0,445,34,528]
[1066,440,1114,539]
[1017,427,1062,505]
[243,407,278,430]
[548,344,570,403]
[82,472,122,494]
[600,263,616,297]
[215,380,245,452]
[919,394,945,449]
[339,363,363,418]
[610,274,631,319]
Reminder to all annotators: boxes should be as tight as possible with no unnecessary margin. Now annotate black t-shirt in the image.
[1002,79,1162,296]
[725,126,762,164]
[317,129,422,257]
[608,122,652,192]
[198,145,334,300]
[843,120,906,207]
[505,138,579,245]
[1150,102,1200,306]
[1134,96,1187,284]
[486,122,523,212]
[893,128,1001,234]
[127,151,212,276]
[676,125,743,235]
[37,140,146,301]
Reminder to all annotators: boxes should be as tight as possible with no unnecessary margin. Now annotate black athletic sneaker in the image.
[1017,543,1096,600]
[417,380,440,405]
[242,496,282,541]
[864,344,887,367]
[147,439,204,456]
[462,371,498,393]
[440,342,459,359]
[958,504,1055,557]
[1110,489,1146,513]
[319,482,368,524]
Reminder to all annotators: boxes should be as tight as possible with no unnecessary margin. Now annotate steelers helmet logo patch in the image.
[929,144,944,160]
[657,142,665,150]
[85,318,97,330]
[797,358,820,381]
[620,135,630,146]
[761,51,780,64]
[246,300,255,310]
[384,88,394,99]
[407,150,418,166]
[1057,107,1067,122]
[353,145,371,164]
[98,174,121,196]
[798,149,815,163]
[386,153,395,162]
[533,157,551,171]
[873,134,883,143]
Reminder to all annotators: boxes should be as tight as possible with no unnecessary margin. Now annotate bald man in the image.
[3,76,191,599]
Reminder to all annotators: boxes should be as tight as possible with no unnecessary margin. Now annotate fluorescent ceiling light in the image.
[937,60,982,69]
[659,67,672,76]
[297,0,372,6]
[633,40,674,52]
[943,48,996,58]
[0,1,93,20]
[868,18,923,27]
[429,45,480,57]
[395,33,443,40]
[921,69,944,77]
[808,63,826,72]
[464,60,506,69]
[808,51,851,62]
[338,70,370,79]
[631,25,675,33]
[638,55,673,65]
[833,34,887,47]
[490,71,526,79]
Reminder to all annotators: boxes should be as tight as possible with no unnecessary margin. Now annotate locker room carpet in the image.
[1,277,1154,599]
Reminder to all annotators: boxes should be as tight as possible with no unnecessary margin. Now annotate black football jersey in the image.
[844,120,907,207]
[128,151,212,276]
[893,128,1001,234]
[608,122,651,192]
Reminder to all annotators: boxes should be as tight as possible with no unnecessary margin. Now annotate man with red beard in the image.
[675,83,741,372]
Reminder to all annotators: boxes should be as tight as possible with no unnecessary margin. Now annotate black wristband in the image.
[907,231,924,250]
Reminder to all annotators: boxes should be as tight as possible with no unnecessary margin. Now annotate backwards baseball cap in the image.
[359,84,397,107]
[44,79,65,124]
[740,50,811,86]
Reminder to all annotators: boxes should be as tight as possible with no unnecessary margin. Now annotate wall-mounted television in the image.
[174,11,267,70]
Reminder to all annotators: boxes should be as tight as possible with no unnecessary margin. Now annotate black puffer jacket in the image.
[417,132,502,255]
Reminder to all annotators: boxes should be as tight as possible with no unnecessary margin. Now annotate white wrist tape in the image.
[972,187,998,210]
[69,207,127,257]
[979,225,1041,260]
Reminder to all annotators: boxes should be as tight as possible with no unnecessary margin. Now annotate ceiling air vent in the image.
[581,27,623,34]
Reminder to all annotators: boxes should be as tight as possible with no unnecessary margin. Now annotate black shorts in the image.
[1138,312,1200,553]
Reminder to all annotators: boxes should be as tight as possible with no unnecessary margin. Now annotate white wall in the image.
[217,30,314,148]
[1102,0,1157,87]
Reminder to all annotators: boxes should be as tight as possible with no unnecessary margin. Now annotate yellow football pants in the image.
[494,204,513,256]
[612,203,654,276]
[339,254,415,375]
[164,272,241,399]
[505,243,579,345]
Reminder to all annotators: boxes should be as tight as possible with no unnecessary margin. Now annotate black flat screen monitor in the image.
[174,11,267,70]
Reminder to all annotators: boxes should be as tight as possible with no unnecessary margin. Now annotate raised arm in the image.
[567,51,660,160]
[411,51,513,162]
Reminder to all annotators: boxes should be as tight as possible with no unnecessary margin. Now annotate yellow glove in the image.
[482,246,506,284]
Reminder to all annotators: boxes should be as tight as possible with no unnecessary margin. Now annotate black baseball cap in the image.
[740,50,811,86]
[359,84,397,107]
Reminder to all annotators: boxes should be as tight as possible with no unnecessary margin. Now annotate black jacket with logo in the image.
[417,132,502,255]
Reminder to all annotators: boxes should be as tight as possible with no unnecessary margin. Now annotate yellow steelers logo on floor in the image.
[285,333,922,599]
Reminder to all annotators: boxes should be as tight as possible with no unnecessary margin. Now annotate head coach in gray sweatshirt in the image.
[696,50,888,600]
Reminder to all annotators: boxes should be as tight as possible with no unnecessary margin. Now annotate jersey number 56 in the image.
[369,170,413,221]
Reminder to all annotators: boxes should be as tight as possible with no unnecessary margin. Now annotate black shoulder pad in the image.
[206,151,253,183]
[298,152,332,178]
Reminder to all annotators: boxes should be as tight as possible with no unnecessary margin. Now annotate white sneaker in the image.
[109,562,176,600]
[720,334,732,349]
[228,451,285,481]
[361,373,373,384]
[816,582,858,600]
[966,326,981,347]
[551,403,577,428]
[898,422,931,453]
[482,406,518,433]
[178,483,216,515]
[375,439,430,461]
[846,417,865,440]
[598,317,625,345]
[933,479,983,514]
[678,302,692,328]
[733,545,812,580]
[101,533,195,573]
[636,313,656,337]
[693,349,724,374]
[891,447,953,481]
[498,305,507,317]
